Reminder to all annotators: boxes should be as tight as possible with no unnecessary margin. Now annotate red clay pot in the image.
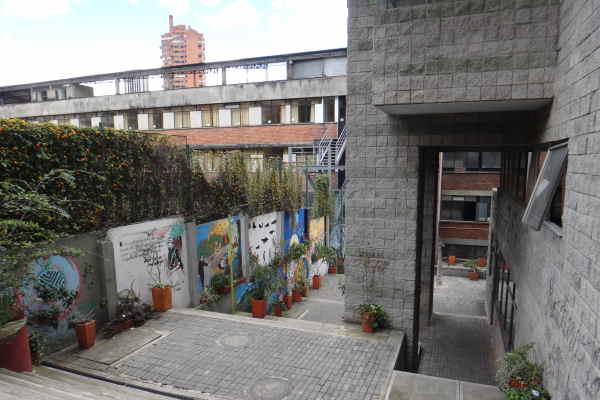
[468,271,480,281]
[328,266,337,274]
[251,299,266,318]
[284,296,293,309]
[152,286,172,312]
[292,289,302,302]
[509,377,527,389]
[273,304,283,317]
[361,312,374,333]
[312,275,321,289]
[478,257,487,267]
[0,323,32,372]
[302,286,309,297]
[448,256,457,265]
[75,320,96,349]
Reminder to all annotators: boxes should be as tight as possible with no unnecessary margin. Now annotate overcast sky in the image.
[0,0,348,86]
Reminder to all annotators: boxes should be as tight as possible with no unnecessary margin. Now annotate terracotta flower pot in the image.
[478,257,486,267]
[302,286,309,297]
[284,296,293,309]
[448,256,457,265]
[152,286,172,312]
[75,320,96,349]
[468,271,480,281]
[0,324,32,372]
[312,275,321,290]
[218,286,231,294]
[251,299,266,318]
[361,312,374,333]
[328,266,337,274]
[292,289,302,302]
[509,377,527,389]
[273,304,282,317]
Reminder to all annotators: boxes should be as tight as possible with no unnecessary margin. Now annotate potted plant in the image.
[463,259,481,280]
[272,299,287,317]
[142,234,175,312]
[312,274,321,290]
[151,284,172,312]
[478,257,487,268]
[28,330,46,365]
[356,304,390,333]
[70,309,96,349]
[210,272,231,294]
[197,288,222,311]
[283,292,293,309]
[249,264,283,318]
[292,281,303,302]
[496,343,550,399]
[448,255,457,265]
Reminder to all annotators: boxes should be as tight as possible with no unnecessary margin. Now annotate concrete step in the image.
[0,367,170,400]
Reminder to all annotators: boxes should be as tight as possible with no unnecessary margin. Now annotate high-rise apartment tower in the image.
[160,15,205,89]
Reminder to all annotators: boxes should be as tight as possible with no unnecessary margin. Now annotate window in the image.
[79,116,92,128]
[298,99,312,123]
[324,97,335,122]
[149,111,163,129]
[522,143,568,230]
[201,106,212,127]
[99,113,114,128]
[441,196,491,221]
[261,101,282,124]
[174,111,191,128]
[491,252,516,351]
[126,112,138,130]
[501,150,529,204]
[444,152,501,171]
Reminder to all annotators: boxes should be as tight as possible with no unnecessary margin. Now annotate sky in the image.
[0,0,348,86]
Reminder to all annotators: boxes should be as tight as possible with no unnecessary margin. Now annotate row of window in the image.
[441,195,491,222]
[31,97,342,131]
[443,151,501,171]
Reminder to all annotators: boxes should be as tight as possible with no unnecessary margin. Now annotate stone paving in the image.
[48,308,403,400]
[418,276,497,386]
[286,274,345,325]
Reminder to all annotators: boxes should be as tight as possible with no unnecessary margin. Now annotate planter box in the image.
[438,265,488,279]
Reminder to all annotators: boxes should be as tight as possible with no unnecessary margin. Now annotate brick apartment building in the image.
[161,15,206,89]
[439,151,500,260]
[344,0,600,398]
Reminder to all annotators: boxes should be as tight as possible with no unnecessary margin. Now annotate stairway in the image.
[313,125,347,169]
[0,366,171,399]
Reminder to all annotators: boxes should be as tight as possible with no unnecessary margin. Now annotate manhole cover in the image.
[217,334,252,347]
[248,377,291,400]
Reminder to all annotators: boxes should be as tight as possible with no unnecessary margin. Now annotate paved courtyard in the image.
[48,308,403,400]
[286,273,345,324]
[418,276,497,386]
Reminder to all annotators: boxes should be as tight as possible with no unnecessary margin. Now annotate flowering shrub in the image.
[0,118,204,233]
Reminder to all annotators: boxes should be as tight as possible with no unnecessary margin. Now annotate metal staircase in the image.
[314,125,347,169]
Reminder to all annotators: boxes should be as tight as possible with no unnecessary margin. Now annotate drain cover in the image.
[217,334,252,347]
[248,377,291,400]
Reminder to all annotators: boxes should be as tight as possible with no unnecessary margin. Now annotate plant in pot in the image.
[272,299,287,317]
[448,255,457,265]
[70,308,96,349]
[210,272,231,294]
[197,288,222,311]
[141,235,175,312]
[249,264,283,318]
[496,343,550,399]
[292,281,304,302]
[283,290,293,309]
[28,329,46,365]
[356,304,390,333]
[463,259,481,280]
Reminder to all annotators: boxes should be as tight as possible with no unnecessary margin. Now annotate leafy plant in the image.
[356,304,390,330]
[250,264,283,300]
[29,306,61,329]
[69,307,96,325]
[311,174,333,218]
[197,288,223,310]
[28,329,47,365]
[272,299,287,311]
[462,258,480,272]
[496,343,549,398]
[210,272,230,292]
[287,242,308,262]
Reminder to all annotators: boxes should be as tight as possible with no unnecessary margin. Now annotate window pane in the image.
[482,152,501,169]
[324,97,335,122]
[465,152,480,170]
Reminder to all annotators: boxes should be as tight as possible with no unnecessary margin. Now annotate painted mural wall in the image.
[22,233,108,351]
[283,209,309,286]
[248,211,280,265]
[195,216,242,293]
[309,217,328,276]
[107,217,191,308]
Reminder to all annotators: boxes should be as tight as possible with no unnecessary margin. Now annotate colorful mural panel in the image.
[309,217,328,277]
[283,209,306,250]
[196,216,242,292]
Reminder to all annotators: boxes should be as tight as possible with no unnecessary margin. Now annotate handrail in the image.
[335,126,347,165]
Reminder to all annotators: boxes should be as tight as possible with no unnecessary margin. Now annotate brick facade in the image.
[442,172,499,191]
[440,221,489,241]
[156,123,336,147]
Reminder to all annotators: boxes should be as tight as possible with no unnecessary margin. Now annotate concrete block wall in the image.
[490,0,600,398]
[370,0,559,106]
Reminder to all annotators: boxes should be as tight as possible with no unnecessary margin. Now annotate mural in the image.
[283,209,306,250]
[248,211,279,264]
[196,216,242,292]
[309,217,328,277]
[108,217,191,308]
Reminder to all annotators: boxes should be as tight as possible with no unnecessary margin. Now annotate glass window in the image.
[99,113,114,128]
[79,116,91,128]
[323,97,335,122]
[201,106,212,127]
[149,111,163,129]
[482,152,501,170]
[465,152,480,170]
[298,99,312,123]
[261,101,282,124]
[126,112,138,130]
[174,111,191,128]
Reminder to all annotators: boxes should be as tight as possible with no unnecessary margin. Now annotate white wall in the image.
[248,211,280,265]
[107,217,191,308]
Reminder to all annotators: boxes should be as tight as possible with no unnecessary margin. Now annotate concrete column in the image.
[100,239,119,320]
[240,215,250,277]
[334,96,339,123]
[185,221,199,305]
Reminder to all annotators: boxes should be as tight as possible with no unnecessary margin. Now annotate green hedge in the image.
[0,118,202,233]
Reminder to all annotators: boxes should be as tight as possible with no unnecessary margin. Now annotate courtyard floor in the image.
[418,275,498,386]
[286,273,346,324]
[47,293,403,400]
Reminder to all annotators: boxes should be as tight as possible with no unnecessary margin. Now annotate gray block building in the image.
[344,0,599,398]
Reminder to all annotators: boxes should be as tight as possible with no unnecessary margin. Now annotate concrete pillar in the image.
[100,239,119,320]
[240,215,250,277]
[185,221,199,305]
[221,67,227,85]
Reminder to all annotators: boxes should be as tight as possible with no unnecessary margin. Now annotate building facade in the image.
[161,15,206,89]
[345,0,599,398]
